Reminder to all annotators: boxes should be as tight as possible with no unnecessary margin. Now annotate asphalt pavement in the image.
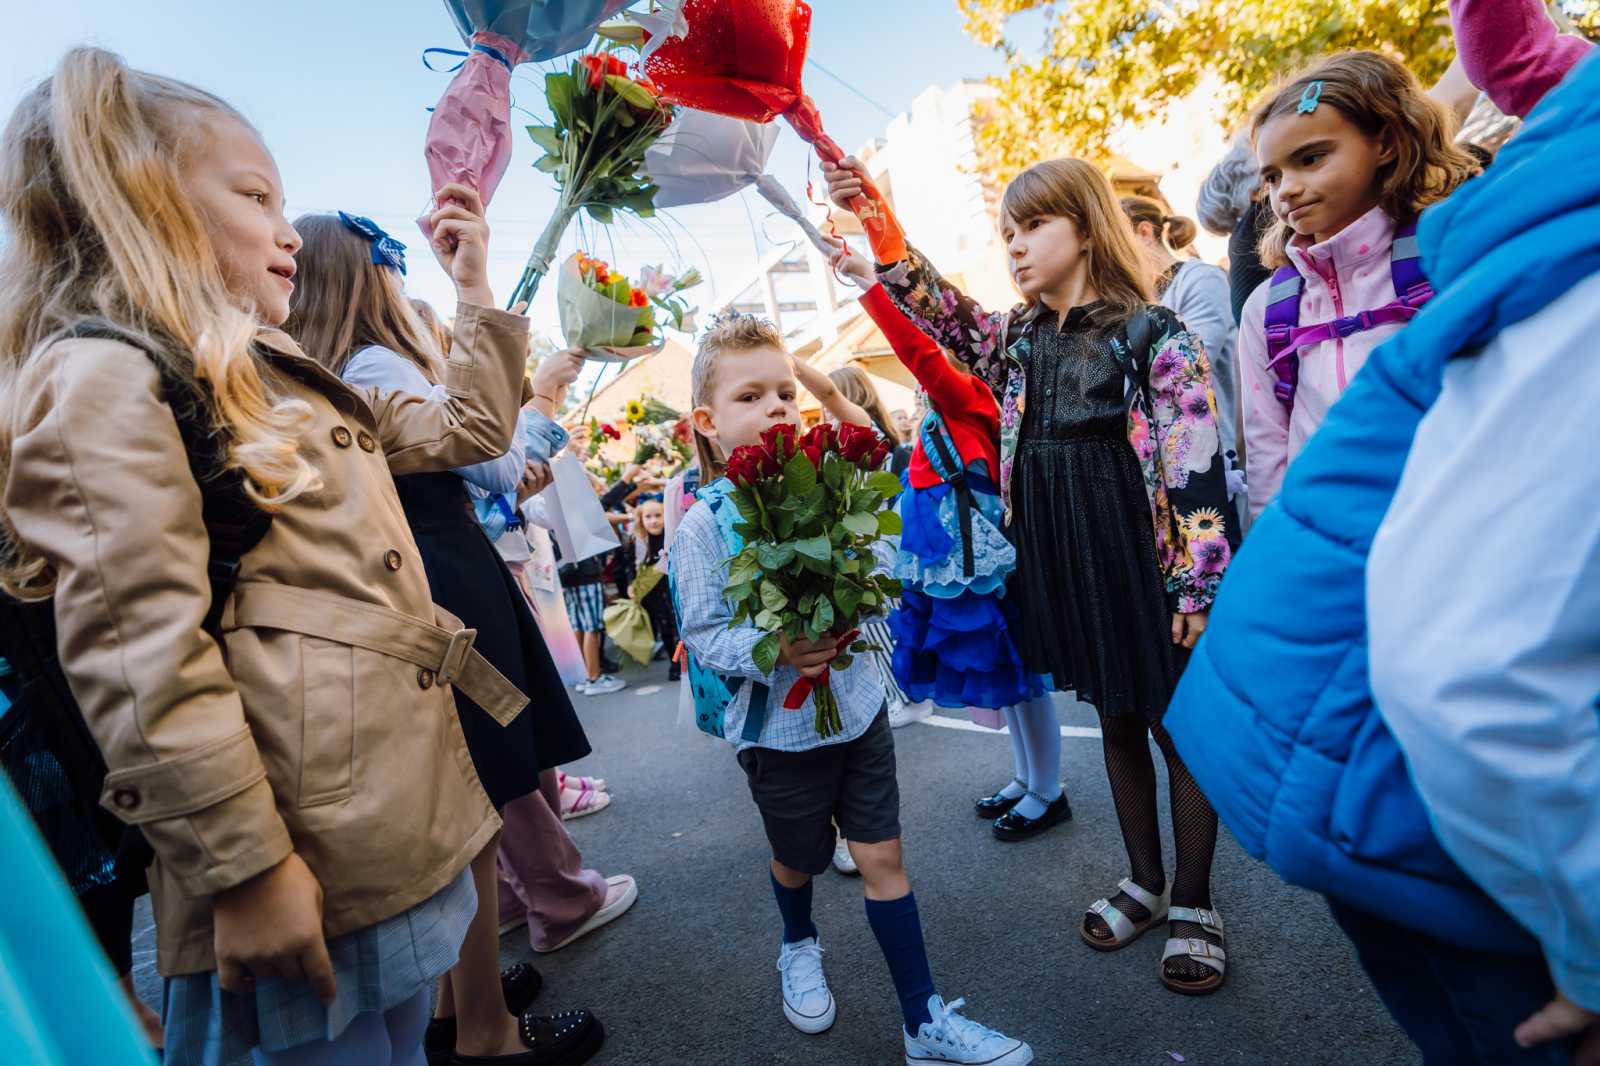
[134,658,1419,1065]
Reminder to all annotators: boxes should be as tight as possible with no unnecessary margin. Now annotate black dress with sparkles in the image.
[1010,306,1179,721]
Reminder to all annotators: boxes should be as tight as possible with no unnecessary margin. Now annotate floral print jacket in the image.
[879,246,1238,613]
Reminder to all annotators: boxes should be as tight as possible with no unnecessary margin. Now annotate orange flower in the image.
[581,53,629,90]
[628,287,648,308]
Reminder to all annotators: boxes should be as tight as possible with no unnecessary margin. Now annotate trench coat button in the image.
[417,668,435,690]
[384,549,403,572]
[331,426,353,448]
[111,787,141,811]
[357,431,376,453]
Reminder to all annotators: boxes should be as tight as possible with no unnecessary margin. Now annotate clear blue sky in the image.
[3,1,1008,354]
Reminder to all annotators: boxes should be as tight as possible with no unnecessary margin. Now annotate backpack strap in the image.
[1262,267,1305,407]
[63,322,273,635]
[920,417,975,579]
[741,680,772,745]
[1262,222,1436,411]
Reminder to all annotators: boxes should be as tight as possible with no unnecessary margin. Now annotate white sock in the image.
[999,706,1028,799]
[1012,697,1062,818]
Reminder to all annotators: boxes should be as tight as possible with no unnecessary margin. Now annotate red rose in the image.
[673,418,692,443]
[869,438,893,469]
[581,53,630,90]
[800,443,823,469]
[602,423,622,441]
[800,421,837,454]
[760,423,799,461]
[757,448,783,479]
[725,445,767,488]
[838,422,881,464]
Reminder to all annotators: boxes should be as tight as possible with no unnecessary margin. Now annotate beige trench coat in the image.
[5,303,531,975]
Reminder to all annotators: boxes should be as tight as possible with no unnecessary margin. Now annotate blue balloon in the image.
[445,0,633,62]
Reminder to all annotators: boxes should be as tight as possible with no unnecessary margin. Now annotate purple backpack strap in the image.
[1262,266,1304,407]
[1389,218,1434,309]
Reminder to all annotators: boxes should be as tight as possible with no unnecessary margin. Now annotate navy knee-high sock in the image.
[770,871,818,944]
[865,892,936,1034]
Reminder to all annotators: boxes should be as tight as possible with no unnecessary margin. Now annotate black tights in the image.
[1085,710,1220,981]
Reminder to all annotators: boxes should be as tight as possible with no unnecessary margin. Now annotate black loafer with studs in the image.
[452,1008,605,1066]
[425,964,546,1065]
[975,778,1028,818]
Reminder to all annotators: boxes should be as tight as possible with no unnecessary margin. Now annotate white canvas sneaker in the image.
[582,674,625,696]
[831,838,859,875]
[776,937,836,1034]
[904,995,1032,1065]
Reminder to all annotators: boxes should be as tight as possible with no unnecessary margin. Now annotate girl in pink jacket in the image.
[1240,52,1476,516]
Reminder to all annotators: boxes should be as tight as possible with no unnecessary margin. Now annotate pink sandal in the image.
[560,780,612,820]
[557,771,607,795]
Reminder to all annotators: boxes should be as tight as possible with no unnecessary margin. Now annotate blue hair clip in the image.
[1296,80,1324,115]
[337,211,407,275]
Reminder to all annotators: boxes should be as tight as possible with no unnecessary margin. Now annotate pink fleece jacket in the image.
[1240,207,1405,517]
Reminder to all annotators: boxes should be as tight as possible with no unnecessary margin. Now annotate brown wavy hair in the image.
[0,47,319,597]
[284,214,445,383]
[1001,158,1152,329]
[1251,51,1476,268]
[1120,195,1198,253]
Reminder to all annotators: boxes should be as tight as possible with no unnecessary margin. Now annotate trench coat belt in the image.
[220,582,529,725]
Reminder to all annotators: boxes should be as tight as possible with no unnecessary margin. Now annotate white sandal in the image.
[1159,906,1227,995]
[1079,877,1171,952]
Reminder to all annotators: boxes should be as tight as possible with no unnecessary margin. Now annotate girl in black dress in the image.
[287,212,604,1063]
[825,156,1241,995]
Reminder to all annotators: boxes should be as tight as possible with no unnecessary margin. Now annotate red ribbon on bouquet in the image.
[642,0,906,262]
[782,628,861,711]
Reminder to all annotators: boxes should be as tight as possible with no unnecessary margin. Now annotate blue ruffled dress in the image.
[888,417,1044,711]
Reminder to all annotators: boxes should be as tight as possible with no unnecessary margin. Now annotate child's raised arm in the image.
[823,157,1010,391]
[792,357,872,428]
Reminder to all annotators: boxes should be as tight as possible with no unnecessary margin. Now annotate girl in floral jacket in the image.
[826,156,1239,995]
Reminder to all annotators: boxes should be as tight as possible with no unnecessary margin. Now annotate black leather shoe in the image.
[991,791,1073,842]
[452,1009,605,1065]
[425,964,545,1065]
[974,779,1028,818]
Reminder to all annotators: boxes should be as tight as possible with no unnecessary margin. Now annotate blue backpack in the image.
[667,478,773,743]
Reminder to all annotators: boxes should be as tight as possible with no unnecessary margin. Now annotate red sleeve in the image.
[859,284,975,416]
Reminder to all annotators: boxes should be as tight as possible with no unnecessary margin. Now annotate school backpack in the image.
[665,477,776,743]
[0,323,273,888]
[1262,218,1434,410]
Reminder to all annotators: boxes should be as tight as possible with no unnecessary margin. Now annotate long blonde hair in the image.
[1252,51,1475,268]
[284,214,446,382]
[827,365,901,445]
[1001,159,1152,329]
[0,47,318,597]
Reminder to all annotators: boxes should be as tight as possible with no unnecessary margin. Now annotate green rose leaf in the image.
[830,653,854,671]
[834,576,862,618]
[783,451,818,496]
[759,581,788,614]
[756,542,796,570]
[753,632,782,675]
[586,202,615,224]
[534,154,565,174]
[794,535,831,562]
[866,470,903,498]
[754,608,780,631]
[877,510,903,536]
[811,598,834,633]
[842,511,878,538]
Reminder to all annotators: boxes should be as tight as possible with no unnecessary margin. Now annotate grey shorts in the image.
[736,709,900,876]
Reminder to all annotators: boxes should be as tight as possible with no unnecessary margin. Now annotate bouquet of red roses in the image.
[722,422,903,737]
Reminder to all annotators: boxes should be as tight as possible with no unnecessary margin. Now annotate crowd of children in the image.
[1,0,1597,1062]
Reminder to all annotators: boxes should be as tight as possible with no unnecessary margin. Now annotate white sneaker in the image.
[573,679,590,695]
[776,937,836,1034]
[904,995,1032,1065]
[831,838,859,876]
[582,675,625,696]
[888,700,933,729]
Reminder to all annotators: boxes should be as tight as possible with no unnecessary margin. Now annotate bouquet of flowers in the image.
[722,422,903,737]
[558,252,664,359]
[636,264,702,334]
[507,49,675,307]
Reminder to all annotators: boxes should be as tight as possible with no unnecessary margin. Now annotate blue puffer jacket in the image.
[1165,52,1600,954]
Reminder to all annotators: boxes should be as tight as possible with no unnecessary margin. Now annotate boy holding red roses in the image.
[669,314,1033,1065]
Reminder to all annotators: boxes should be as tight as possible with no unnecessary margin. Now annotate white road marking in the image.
[922,713,1102,739]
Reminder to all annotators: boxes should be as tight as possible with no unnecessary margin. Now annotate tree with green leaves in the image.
[958,0,1459,181]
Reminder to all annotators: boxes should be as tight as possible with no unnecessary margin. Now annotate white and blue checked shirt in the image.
[671,499,890,753]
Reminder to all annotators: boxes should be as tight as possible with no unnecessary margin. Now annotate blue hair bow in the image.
[338,211,407,275]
